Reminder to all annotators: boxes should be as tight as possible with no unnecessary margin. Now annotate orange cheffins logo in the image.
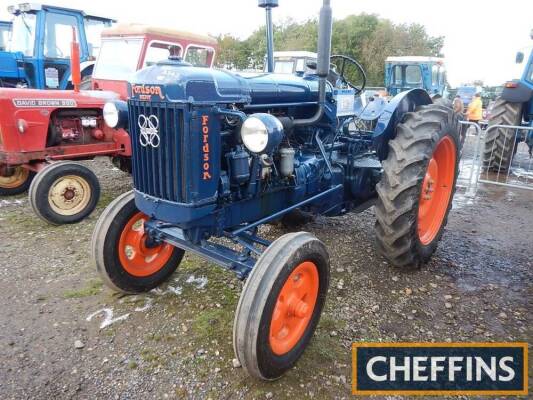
[202,115,212,180]
[131,84,165,101]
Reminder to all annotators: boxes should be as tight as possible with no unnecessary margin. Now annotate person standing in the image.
[466,93,483,125]
[453,95,464,115]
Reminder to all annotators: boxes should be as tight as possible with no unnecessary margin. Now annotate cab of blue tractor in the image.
[385,56,447,98]
[0,3,114,89]
[0,20,12,51]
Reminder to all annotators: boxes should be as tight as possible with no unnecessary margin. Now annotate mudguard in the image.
[372,88,432,160]
[502,81,533,104]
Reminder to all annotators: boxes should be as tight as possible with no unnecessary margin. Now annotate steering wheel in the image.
[329,55,367,94]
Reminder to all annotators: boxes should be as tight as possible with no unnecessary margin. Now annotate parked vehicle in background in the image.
[265,51,317,74]
[456,85,478,108]
[92,24,217,97]
[0,20,11,51]
[483,38,533,170]
[384,56,448,98]
[0,3,114,89]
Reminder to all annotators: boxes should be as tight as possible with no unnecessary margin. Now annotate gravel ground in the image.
[0,157,531,400]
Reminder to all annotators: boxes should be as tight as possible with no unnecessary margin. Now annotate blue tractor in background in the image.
[0,20,11,51]
[385,56,448,99]
[483,35,533,170]
[0,3,114,89]
[93,0,462,380]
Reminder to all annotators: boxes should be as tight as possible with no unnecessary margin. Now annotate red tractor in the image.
[0,25,217,225]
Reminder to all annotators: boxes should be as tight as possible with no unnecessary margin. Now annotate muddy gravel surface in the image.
[0,157,531,400]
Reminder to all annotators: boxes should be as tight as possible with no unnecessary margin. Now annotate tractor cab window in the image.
[393,65,402,85]
[185,46,210,67]
[44,13,78,58]
[9,12,36,56]
[431,64,439,86]
[274,60,295,74]
[144,42,182,67]
[0,25,10,51]
[84,18,110,59]
[93,38,143,80]
[405,65,422,84]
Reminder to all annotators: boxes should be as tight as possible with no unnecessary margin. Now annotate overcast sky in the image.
[1,0,531,86]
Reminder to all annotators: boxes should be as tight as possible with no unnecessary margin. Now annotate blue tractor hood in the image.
[129,60,321,106]
[0,50,24,80]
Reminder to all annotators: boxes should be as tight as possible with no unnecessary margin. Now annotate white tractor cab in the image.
[265,51,317,74]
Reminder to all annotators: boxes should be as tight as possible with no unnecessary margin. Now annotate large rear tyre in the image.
[29,161,100,225]
[0,165,35,196]
[233,232,330,380]
[482,97,523,171]
[374,104,461,268]
[92,191,184,293]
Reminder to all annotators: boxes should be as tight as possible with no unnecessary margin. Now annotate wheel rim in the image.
[0,166,29,189]
[118,212,174,277]
[48,175,92,216]
[417,136,456,245]
[269,261,319,356]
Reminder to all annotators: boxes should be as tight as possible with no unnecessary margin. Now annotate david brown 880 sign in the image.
[352,343,528,396]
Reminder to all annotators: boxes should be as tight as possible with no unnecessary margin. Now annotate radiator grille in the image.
[128,100,185,203]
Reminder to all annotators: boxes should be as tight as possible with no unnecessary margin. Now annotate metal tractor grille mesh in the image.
[128,100,185,203]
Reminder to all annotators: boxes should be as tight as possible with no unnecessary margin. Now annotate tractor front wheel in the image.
[0,165,35,196]
[233,232,330,380]
[29,161,100,225]
[374,104,461,268]
[92,191,184,293]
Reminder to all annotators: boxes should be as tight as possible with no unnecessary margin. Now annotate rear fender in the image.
[372,88,432,160]
[501,81,533,104]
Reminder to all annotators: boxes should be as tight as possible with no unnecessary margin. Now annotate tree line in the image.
[215,14,444,86]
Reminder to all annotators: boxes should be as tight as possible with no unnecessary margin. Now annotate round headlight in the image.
[241,117,269,153]
[103,102,119,128]
[240,113,283,154]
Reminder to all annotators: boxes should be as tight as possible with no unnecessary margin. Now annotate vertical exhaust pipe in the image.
[70,27,81,93]
[293,0,333,126]
[258,0,279,73]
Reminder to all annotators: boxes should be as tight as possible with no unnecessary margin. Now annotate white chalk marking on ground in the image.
[186,275,208,289]
[166,285,183,295]
[86,308,130,329]
[134,297,153,312]
[0,199,24,208]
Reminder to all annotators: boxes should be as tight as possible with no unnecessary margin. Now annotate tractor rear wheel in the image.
[0,165,35,196]
[482,97,523,171]
[29,161,100,225]
[233,232,329,380]
[92,191,184,293]
[374,104,461,268]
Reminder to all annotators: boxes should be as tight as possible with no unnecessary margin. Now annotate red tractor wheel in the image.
[375,104,461,268]
[0,165,35,196]
[92,191,184,293]
[233,232,330,380]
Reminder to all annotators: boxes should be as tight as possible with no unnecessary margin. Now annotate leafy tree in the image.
[216,12,444,87]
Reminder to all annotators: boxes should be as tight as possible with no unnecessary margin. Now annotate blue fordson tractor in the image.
[483,35,533,170]
[93,0,462,380]
[0,3,114,89]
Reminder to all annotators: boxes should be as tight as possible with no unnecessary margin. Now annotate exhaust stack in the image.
[293,0,333,126]
[258,0,279,73]
[70,28,81,93]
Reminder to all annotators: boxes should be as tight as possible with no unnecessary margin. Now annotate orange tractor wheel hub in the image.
[418,136,456,245]
[118,212,174,277]
[269,261,319,356]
